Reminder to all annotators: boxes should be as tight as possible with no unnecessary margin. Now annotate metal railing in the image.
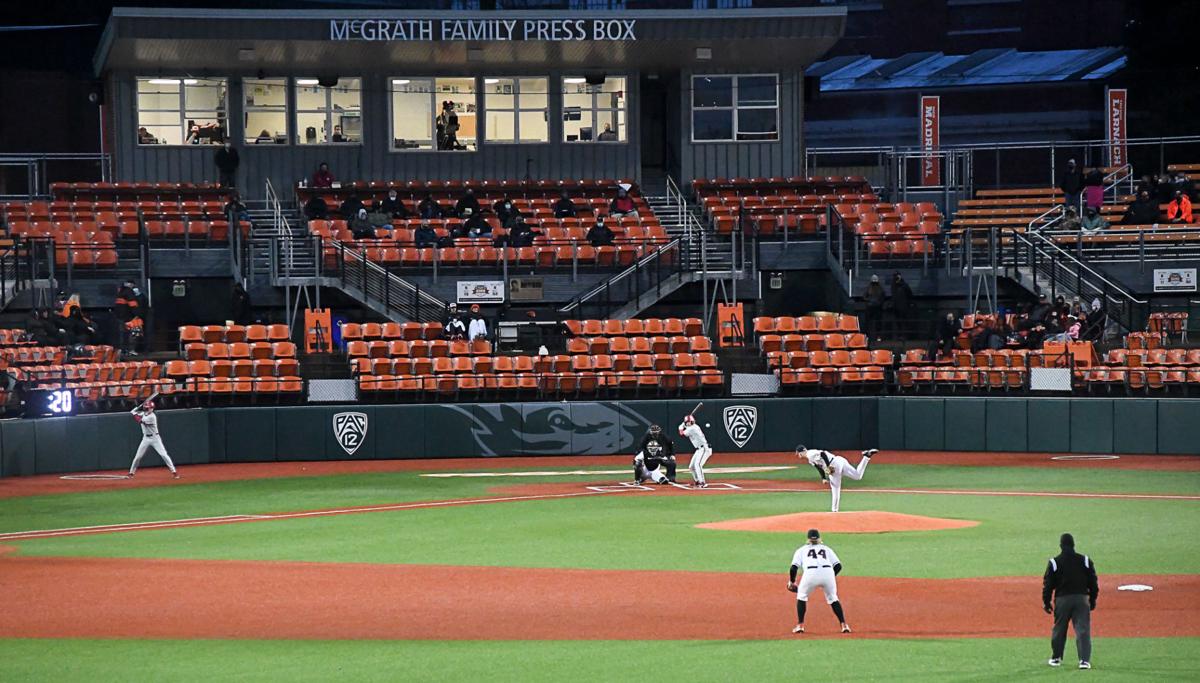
[0,153,112,199]
[323,240,446,323]
[560,239,687,320]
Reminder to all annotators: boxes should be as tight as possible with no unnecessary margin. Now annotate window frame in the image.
[388,77,480,152]
[561,75,629,144]
[293,77,363,146]
[690,73,780,144]
[482,76,551,145]
[242,77,290,146]
[135,77,229,147]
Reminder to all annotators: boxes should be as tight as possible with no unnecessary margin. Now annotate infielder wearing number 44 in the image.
[788,528,851,634]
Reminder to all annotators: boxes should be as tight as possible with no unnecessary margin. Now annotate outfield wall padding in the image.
[0,397,1195,477]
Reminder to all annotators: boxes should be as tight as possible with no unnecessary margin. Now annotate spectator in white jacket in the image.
[467,304,488,341]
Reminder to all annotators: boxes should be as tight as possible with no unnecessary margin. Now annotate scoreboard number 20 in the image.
[47,389,73,415]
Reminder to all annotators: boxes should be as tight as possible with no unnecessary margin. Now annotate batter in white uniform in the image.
[679,415,713,488]
[127,400,179,479]
[797,445,878,512]
[788,528,850,634]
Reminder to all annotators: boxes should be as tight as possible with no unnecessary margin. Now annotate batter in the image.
[678,414,713,488]
[127,399,179,479]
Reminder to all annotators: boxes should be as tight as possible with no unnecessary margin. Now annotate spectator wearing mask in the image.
[863,275,886,340]
[338,193,366,220]
[1083,299,1106,340]
[225,191,251,224]
[931,312,961,360]
[444,303,467,340]
[417,193,443,219]
[311,162,335,188]
[463,209,492,238]
[890,272,914,338]
[1053,295,1071,320]
[214,142,239,188]
[554,190,578,218]
[1080,207,1108,233]
[1083,170,1105,212]
[455,188,481,218]
[379,190,411,219]
[467,304,488,341]
[507,216,540,247]
[1122,190,1160,225]
[609,187,637,218]
[493,196,518,225]
[1167,190,1193,223]
[1059,206,1081,231]
[1059,159,1083,212]
[414,221,438,248]
[586,219,616,247]
[304,195,329,221]
[349,208,376,240]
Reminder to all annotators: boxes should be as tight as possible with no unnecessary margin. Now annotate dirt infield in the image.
[3,451,1197,499]
[0,553,1194,640]
[697,511,979,534]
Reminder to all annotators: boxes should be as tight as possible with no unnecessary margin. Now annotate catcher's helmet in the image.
[795,444,807,453]
[649,424,662,435]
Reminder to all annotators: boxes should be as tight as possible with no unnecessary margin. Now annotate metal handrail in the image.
[1028,204,1066,233]
[1102,163,1134,201]
[807,134,1200,155]
[328,239,446,322]
[1020,229,1145,303]
[559,238,683,315]
[664,175,688,235]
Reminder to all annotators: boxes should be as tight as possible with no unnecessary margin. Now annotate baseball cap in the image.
[807,529,820,540]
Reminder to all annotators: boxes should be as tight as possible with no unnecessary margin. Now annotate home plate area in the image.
[586,481,743,492]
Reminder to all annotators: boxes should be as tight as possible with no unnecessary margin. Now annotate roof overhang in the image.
[94,6,846,77]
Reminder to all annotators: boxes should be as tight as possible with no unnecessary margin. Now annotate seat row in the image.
[354,353,720,375]
[1105,348,1200,366]
[752,314,860,336]
[346,339,492,360]
[341,321,445,343]
[767,349,893,369]
[50,181,226,200]
[297,177,638,199]
[564,318,705,338]
[10,218,244,241]
[566,335,712,355]
[4,201,231,222]
[1081,367,1200,390]
[692,176,871,197]
[759,333,870,354]
[21,361,162,386]
[182,342,299,362]
[336,243,666,270]
[0,345,117,366]
[358,369,722,396]
[180,324,292,346]
[165,358,299,379]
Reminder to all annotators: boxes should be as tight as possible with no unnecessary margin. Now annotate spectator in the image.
[586,219,616,247]
[255,129,273,144]
[1170,171,1196,201]
[444,303,467,340]
[1083,170,1104,212]
[349,208,376,240]
[417,193,443,219]
[890,272,914,337]
[863,275,885,340]
[338,193,366,220]
[1059,206,1080,231]
[455,188,481,218]
[608,186,637,218]
[63,307,97,345]
[508,215,541,247]
[596,123,618,141]
[1080,207,1108,233]
[553,190,578,218]
[331,125,346,143]
[231,283,253,326]
[1042,533,1098,670]
[1053,295,1070,320]
[214,142,239,188]
[224,191,251,224]
[493,196,517,225]
[1082,299,1106,340]
[1166,190,1193,223]
[1049,316,1081,343]
[311,162,335,188]
[414,221,438,248]
[303,195,329,221]
[26,309,62,346]
[931,312,960,360]
[137,126,157,145]
[463,209,492,238]
[467,304,488,341]
[436,100,460,151]
[1059,159,1083,212]
[1152,174,1173,204]
[1030,294,1052,322]
[379,189,411,219]
[1121,190,1160,225]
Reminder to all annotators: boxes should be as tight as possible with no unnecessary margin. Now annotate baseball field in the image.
[1,450,1198,681]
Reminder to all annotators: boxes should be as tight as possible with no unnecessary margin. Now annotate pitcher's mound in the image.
[697,511,979,534]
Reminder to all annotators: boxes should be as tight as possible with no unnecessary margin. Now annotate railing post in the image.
[572,242,578,282]
[1138,231,1145,273]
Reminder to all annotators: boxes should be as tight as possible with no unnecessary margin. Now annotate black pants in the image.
[1051,594,1092,662]
[865,305,883,339]
[219,170,236,188]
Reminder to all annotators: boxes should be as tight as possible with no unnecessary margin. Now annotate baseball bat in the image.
[138,391,160,410]
[689,401,703,417]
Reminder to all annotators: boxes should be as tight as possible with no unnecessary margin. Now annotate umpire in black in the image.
[1042,532,1099,669]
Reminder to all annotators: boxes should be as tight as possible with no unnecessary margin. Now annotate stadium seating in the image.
[692,176,876,237]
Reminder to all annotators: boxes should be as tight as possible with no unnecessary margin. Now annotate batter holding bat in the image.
[679,402,713,488]
[797,445,878,512]
[127,394,179,479]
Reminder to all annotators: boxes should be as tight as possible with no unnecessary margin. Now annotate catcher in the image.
[632,424,676,485]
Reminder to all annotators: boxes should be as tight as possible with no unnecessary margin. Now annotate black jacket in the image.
[379,196,411,218]
[587,224,615,247]
[1042,549,1099,607]
[418,197,442,219]
[636,433,675,464]
[891,280,913,312]
[1059,168,1083,195]
[214,147,239,173]
[455,194,481,217]
[553,198,577,218]
[339,197,366,219]
[304,196,329,220]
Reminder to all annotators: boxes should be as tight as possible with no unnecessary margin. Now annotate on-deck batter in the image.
[797,446,879,512]
[788,528,851,634]
[127,400,179,479]
[678,415,713,488]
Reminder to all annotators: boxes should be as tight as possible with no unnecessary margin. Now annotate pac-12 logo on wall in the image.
[333,412,368,455]
[723,405,757,449]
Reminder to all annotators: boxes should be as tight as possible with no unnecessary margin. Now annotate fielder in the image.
[679,414,713,488]
[797,445,878,512]
[127,399,179,479]
[633,424,676,485]
[788,528,850,634]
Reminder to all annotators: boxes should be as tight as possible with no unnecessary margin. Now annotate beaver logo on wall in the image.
[723,405,757,449]
[446,403,651,456]
[333,412,368,455]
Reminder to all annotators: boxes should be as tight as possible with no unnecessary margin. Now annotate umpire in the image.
[1042,532,1099,670]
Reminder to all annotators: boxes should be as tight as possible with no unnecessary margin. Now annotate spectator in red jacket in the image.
[311,162,335,188]
[1167,191,1193,223]
[609,186,637,217]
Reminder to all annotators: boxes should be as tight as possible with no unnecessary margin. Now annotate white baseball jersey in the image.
[792,542,841,604]
[135,410,159,437]
[679,422,708,449]
[792,543,841,571]
[804,449,835,472]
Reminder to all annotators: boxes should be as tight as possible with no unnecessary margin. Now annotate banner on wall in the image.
[919,95,940,186]
[1153,268,1197,293]
[457,280,505,304]
[1107,88,1127,167]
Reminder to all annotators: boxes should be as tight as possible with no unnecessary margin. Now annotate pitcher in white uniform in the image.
[797,445,878,512]
[679,415,713,488]
[788,528,850,634]
[127,400,179,479]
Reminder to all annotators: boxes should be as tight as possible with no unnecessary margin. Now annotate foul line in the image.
[1,483,1196,543]
[422,466,795,478]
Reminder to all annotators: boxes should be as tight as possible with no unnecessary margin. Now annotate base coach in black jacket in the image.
[1042,533,1099,669]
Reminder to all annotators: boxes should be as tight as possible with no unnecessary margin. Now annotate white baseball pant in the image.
[129,436,177,476]
[828,454,869,512]
[797,567,840,604]
[688,446,713,484]
[634,453,670,484]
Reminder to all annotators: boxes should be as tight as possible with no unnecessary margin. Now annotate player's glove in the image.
[787,582,798,593]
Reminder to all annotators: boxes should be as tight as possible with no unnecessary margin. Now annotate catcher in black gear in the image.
[633,424,676,485]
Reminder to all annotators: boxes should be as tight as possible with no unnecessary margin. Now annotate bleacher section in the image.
[692,176,875,236]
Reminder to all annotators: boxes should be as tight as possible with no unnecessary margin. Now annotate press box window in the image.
[484,78,549,144]
[294,77,362,145]
[563,76,626,143]
[136,77,228,145]
[244,78,288,145]
[391,78,477,151]
[691,74,779,142]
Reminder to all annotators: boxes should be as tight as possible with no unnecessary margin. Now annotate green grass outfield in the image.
[2,459,1198,681]
[0,638,1197,682]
